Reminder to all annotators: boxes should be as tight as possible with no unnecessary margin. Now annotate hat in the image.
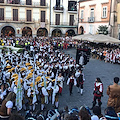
[6,66,11,69]
[8,69,12,72]
[36,76,41,82]
[28,66,33,70]
[31,69,34,73]
[17,65,20,68]
[26,63,31,66]
[12,74,18,78]
[20,68,26,72]
[11,68,15,71]
[30,82,37,87]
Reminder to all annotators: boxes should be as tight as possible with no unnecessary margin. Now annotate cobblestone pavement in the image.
[58,48,120,114]
[19,48,120,116]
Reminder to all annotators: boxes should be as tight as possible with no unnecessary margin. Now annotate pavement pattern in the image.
[58,48,120,114]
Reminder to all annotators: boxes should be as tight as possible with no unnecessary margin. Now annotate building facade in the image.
[0,0,50,37]
[50,0,78,37]
[78,0,111,35]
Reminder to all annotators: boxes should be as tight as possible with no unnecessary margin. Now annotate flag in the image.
[16,72,22,111]
[32,72,37,104]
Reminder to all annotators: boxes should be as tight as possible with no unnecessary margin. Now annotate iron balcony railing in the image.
[50,22,78,26]
[0,17,35,23]
[38,19,48,24]
[53,5,64,11]
[88,17,95,23]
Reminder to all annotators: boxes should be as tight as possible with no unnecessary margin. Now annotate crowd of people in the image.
[0,36,120,120]
[91,47,120,64]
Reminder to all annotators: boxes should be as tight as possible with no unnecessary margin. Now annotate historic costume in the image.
[67,75,77,95]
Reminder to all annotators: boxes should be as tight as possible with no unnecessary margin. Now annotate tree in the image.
[97,25,108,35]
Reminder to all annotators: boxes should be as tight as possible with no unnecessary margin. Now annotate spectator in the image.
[0,92,16,117]
[107,77,120,113]
[79,109,91,120]
[100,107,119,120]
[91,106,103,120]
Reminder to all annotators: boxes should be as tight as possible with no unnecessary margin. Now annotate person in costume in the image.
[75,69,85,95]
[91,77,103,109]
[57,72,64,95]
[67,74,77,95]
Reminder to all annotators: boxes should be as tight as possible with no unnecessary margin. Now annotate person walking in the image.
[75,69,85,95]
[91,78,103,109]
[107,77,120,113]
[67,74,77,95]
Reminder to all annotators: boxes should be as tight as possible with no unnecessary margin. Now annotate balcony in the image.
[53,5,64,13]
[88,17,95,23]
[68,8,77,13]
[50,22,77,28]
[0,1,48,8]
[0,17,35,23]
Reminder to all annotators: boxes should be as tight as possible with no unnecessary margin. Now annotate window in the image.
[41,11,45,22]
[90,8,94,18]
[103,6,107,18]
[81,10,84,19]
[0,8,4,20]
[13,9,18,21]
[26,0,32,5]
[0,0,4,3]
[55,14,60,25]
[69,15,74,26]
[27,10,31,21]
[40,0,46,6]
[68,1,77,11]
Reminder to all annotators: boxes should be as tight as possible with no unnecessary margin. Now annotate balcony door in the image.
[69,15,74,26]
[13,9,18,21]
[90,8,94,18]
[27,10,31,21]
[0,8,4,20]
[40,0,46,6]
[56,0,60,7]
[55,14,60,25]
[26,0,32,5]
[41,11,45,22]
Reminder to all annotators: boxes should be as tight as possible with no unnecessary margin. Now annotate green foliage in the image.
[97,25,108,35]
[17,49,23,53]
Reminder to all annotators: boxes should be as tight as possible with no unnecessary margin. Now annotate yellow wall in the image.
[117,3,120,24]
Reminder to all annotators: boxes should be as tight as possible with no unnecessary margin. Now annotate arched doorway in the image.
[52,29,62,37]
[37,28,48,37]
[79,26,84,35]
[1,26,15,37]
[65,29,75,37]
[22,27,32,36]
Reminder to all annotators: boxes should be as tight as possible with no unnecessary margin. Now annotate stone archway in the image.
[65,29,75,37]
[1,26,15,37]
[22,27,32,37]
[37,28,48,37]
[79,26,84,35]
[52,29,62,37]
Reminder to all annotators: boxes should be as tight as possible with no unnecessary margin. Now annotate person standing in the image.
[91,78,103,109]
[67,74,77,95]
[75,69,85,95]
[57,72,64,95]
[107,77,120,113]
